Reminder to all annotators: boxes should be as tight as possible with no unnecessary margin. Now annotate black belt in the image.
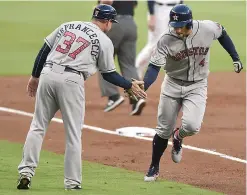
[170,76,203,86]
[156,2,177,6]
[45,64,80,75]
[65,67,81,75]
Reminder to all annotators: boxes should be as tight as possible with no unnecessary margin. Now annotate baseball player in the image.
[136,0,183,79]
[16,4,146,190]
[142,4,243,182]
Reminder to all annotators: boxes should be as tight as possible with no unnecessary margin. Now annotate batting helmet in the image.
[92,4,118,23]
[169,4,193,29]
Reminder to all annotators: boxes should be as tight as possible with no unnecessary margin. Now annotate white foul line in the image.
[0,106,246,164]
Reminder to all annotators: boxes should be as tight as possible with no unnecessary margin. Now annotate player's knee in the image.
[156,126,172,139]
[183,121,201,135]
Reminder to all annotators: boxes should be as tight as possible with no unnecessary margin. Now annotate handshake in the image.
[124,78,147,101]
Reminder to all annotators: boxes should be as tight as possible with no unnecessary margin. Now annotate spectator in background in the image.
[136,0,183,78]
[98,0,146,116]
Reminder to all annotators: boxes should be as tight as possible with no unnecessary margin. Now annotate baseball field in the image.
[0,1,245,195]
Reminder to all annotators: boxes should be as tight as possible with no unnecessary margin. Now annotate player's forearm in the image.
[218,29,240,61]
[101,71,132,89]
[147,0,155,15]
[32,42,51,78]
[143,63,161,91]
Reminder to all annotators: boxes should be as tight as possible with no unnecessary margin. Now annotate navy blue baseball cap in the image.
[92,4,118,23]
[169,4,193,28]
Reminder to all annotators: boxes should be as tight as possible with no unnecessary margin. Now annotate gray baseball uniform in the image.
[150,20,223,139]
[18,21,115,188]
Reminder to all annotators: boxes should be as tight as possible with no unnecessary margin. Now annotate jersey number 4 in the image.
[56,31,90,59]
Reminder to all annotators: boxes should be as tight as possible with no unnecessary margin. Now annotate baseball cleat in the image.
[171,128,183,163]
[104,96,125,112]
[65,185,82,190]
[144,165,159,182]
[17,175,31,190]
[130,99,146,116]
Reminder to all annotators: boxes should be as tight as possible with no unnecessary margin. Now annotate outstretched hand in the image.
[27,76,39,97]
[124,78,147,101]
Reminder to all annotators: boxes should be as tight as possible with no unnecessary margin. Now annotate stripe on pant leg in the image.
[179,129,195,138]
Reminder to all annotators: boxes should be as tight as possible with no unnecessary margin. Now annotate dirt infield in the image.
[0,72,245,195]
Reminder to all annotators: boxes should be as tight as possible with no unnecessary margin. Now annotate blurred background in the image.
[0,1,245,75]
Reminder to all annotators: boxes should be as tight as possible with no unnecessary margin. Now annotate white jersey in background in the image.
[136,0,182,78]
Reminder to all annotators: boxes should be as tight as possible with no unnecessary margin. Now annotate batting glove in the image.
[233,61,243,73]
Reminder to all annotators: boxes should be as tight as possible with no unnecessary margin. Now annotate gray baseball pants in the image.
[18,65,85,189]
[98,15,139,97]
[156,75,207,139]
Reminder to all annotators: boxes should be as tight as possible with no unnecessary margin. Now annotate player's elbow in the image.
[218,26,227,39]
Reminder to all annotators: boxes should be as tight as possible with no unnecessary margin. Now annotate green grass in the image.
[0,1,245,75]
[0,140,223,195]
